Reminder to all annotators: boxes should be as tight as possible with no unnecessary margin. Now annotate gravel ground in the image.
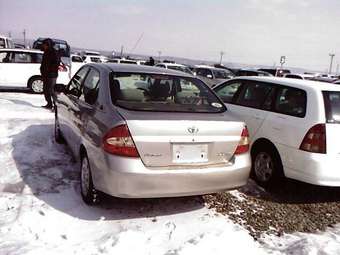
[203,179,340,240]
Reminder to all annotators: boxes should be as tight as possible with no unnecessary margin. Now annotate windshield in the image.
[213,69,232,79]
[110,73,226,113]
[323,91,340,123]
[168,66,193,75]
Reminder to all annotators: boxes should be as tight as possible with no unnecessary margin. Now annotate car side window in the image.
[215,81,242,103]
[80,68,100,105]
[13,52,32,63]
[275,87,306,117]
[31,53,42,63]
[0,52,11,63]
[236,81,273,108]
[68,66,89,97]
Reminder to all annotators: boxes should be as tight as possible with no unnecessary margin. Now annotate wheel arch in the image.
[251,138,285,176]
[27,75,43,88]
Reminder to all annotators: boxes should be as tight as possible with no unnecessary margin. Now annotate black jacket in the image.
[40,48,60,78]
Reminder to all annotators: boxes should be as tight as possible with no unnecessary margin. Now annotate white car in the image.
[0,35,15,49]
[70,54,85,77]
[155,63,193,75]
[193,65,234,87]
[214,76,340,187]
[284,73,315,80]
[0,49,70,93]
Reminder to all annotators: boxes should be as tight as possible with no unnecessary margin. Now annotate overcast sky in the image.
[1,0,340,71]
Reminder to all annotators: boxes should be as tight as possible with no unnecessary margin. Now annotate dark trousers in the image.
[43,77,57,107]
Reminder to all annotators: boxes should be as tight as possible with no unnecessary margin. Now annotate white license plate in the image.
[172,144,208,164]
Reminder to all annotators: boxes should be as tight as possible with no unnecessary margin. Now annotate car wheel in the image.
[251,144,284,188]
[29,77,44,94]
[80,153,100,205]
[54,111,65,144]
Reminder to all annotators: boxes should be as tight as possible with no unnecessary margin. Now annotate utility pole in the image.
[158,51,162,62]
[329,53,335,74]
[336,63,339,75]
[23,29,26,48]
[8,31,12,38]
[219,51,224,65]
[120,45,124,58]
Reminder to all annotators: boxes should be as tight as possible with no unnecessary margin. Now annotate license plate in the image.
[172,144,208,164]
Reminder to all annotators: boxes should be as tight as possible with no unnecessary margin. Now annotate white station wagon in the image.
[0,48,70,93]
[214,76,340,187]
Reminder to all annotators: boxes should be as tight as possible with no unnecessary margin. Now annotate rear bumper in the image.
[281,146,340,186]
[94,153,251,198]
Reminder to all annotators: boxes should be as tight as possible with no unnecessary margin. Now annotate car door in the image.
[218,80,274,139]
[0,51,11,86]
[77,67,101,145]
[264,86,307,148]
[58,66,90,154]
[9,51,40,87]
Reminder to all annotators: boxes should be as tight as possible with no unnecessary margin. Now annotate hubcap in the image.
[31,79,43,93]
[254,152,274,182]
[81,158,90,197]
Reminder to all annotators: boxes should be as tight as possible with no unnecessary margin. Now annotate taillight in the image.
[58,63,67,72]
[299,124,326,154]
[102,124,139,157]
[234,127,250,155]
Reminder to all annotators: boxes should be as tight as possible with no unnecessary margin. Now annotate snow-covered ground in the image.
[1,92,340,255]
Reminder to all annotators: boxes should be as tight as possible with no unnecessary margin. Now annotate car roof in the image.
[195,65,229,71]
[0,48,43,54]
[227,76,340,92]
[35,37,68,44]
[90,63,194,77]
[160,63,187,67]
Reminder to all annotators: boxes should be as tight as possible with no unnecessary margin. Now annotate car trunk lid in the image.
[116,108,245,167]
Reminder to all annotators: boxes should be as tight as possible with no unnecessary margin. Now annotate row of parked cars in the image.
[51,61,340,205]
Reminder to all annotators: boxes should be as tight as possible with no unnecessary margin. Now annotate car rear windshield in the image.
[323,91,340,123]
[213,69,232,79]
[110,73,226,113]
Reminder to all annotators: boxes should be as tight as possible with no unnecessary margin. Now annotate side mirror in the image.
[55,83,66,93]
[207,74,213,79]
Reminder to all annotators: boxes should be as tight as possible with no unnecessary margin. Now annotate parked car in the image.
[235,69,273,77]
[81,50,108,63]
[193,65,234,87]
[213,76,340,188]
[70,54,85,77]
[107,58,138,64]
[258,68,291,77]
[284,73,314,80]
[0,48,69,92]
[0,35,14,49]
[54,64,251,204]
[155,62,193,75]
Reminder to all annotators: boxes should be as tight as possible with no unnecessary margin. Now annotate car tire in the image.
[251,143,284,188]
[80,153,100,205]
[54,111,65,144]
[28,76,44,94]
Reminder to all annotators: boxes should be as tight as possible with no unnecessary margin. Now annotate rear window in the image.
[323,91,340,123]
[213,69,231,79]
[110,73,226,113]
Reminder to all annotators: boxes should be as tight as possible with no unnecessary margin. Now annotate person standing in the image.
[40,38,60,109]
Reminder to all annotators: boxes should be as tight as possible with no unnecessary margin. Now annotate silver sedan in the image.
[54,63,251,205]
